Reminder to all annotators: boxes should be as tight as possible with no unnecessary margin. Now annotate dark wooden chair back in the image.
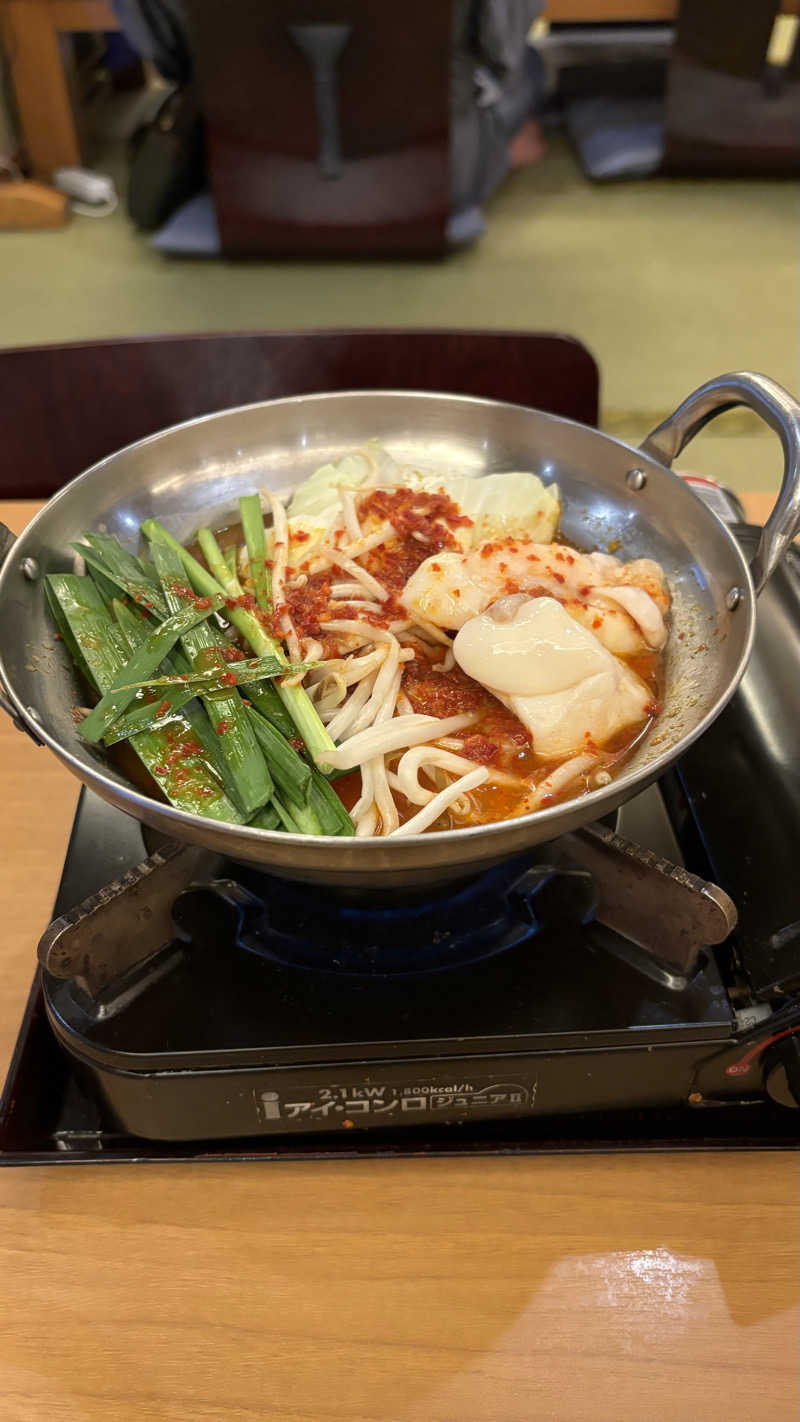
[664,0,800,173]
[189,0,452,256]
[0,329,599,499]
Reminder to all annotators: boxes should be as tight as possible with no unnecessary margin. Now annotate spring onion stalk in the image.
[103,600,197,743]
[199,521,294,731]
[111,599,263,814]
[112,596,164,648]
[77,596,225,743]
[308,768,355,836]
[104,693,195,743]
[87,533,165,601]
[196,526,242,592]
[271,796,303,833]
[248,803,281,831]
[246,706,311,807]
[142,519,335,769]
[223,544,238,578]
[239,494,272,611]
[44,578,94,684]
[110,654,288,694]
[46,574,130,687]
[73,533,168,618]
[271,793,322,836]
[139,558,160,586]
[240,681,296,739]
[46,576,242,823]
[86,563,122,610]
[183,698,272,810]
[149,537,273,819]
[73,543,134,599]
[196,524,335,771]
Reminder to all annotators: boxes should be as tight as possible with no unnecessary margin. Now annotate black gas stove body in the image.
[2,526,800,1162]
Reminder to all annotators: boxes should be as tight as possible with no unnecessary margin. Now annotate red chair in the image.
[189,0,452,257]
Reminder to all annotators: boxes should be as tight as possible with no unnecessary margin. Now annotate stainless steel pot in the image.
[2,372,799,888]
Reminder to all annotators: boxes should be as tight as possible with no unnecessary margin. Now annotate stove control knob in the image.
[764,1034,800,1108]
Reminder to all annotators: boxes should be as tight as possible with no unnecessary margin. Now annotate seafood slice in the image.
[403,537,668,654]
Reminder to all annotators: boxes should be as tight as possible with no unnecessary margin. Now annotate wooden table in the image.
[0,493,796,1422]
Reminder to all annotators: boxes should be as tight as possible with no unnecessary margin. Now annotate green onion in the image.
[46,575,242,824]
[271,796,302,833]
[271,793,322,836]
[104,695,193,744]
[45,578,94,684]
[103,600,198,744]
[112,596,158,646]
[248,803,281,831]
[86,562,122,610]
[148,537,274,819]
[246,706,312,807]
[77,596,225,744]
[111,601,264,816]
[308,768,355,836]
[183,698,273,812]
[223,544,238,578]
[73,533,168,618]
[240,680,296,739]
[46,574,131,687]
[239,494,272,611]
[142,520,270,649]
[197,527,241,593]
[142,519,335,770]
[108,654,289,694]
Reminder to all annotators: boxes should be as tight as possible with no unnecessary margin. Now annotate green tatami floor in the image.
[1,136,796,494]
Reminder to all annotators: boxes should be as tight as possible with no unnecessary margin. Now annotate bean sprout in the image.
[262,487,302,660]
[340,520,395,559]
[531,754,598,807]
[326,551,388,602]
[331,582,368,598]
[398,618,452,647]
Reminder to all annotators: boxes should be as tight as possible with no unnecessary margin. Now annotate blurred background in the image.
[1,0,798,494]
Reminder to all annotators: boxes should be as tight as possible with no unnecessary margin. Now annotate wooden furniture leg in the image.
[0,0,120,178]
[0,1,81,176]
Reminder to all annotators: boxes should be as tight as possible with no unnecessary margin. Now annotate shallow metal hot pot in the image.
[1,372,799,888]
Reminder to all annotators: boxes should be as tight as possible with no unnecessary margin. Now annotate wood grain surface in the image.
[0,497,797,1422]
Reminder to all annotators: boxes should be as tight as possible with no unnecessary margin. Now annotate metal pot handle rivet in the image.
[640,371,800,594]
[0,688,43,744]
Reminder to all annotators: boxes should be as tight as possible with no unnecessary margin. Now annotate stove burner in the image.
[170,858,597,975]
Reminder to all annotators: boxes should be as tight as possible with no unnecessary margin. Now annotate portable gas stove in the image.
[2,521,800,1163]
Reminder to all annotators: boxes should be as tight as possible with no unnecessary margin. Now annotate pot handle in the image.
[640,371,800,593]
